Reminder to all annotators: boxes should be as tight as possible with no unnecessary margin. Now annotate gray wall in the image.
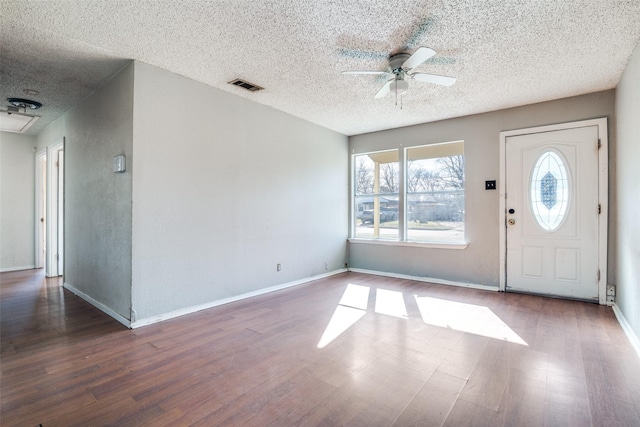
[37,63,134,320]
[349,91,615,287]
[130,62,348,320]
[0,132,36,271]
[615,40,640,342]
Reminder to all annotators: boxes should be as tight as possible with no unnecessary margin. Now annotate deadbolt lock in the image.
[508,218,516,226]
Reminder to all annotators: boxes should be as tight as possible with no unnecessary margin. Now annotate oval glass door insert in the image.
[530,150,569,231]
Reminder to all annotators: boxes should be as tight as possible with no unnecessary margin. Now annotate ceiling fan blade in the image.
[337,48,390,60]
[411,73,456,86]
[374,80,394,98]
[405,17,436,50]
[402,47,436,70]
[342,71,389,75]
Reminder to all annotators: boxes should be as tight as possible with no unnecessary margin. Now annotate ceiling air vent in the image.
[228,78,264,92]
[1,98,42,133]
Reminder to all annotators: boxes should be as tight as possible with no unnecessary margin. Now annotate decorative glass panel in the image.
[530,151,569,231]
[540,172,557,209]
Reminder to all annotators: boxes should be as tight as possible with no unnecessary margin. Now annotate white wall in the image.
[615,40,640,342]
[349,91,615,287]
[36,117,64,152]
[0,132,36,271]
[131,62,348,320]
[37,63,134,320]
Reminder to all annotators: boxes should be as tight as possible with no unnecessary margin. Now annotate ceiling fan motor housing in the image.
[389,53,411,75]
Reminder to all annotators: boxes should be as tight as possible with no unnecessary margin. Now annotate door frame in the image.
[56,147,64,275]
[47,139,64,277]
[35,138,65,277]
[499,118,608,304]
[34,149,47,269]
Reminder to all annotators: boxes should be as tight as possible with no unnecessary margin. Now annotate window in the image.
[530,150,569,231]
[353,141,464,244]
[406,142,464,242]
[353,150,399,240]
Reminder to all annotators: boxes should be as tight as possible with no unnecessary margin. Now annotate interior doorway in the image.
[35,138,65,277]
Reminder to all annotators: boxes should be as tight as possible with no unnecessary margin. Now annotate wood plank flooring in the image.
[1,269,639,426]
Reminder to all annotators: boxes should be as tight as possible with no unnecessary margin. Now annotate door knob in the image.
[508,209,515,214]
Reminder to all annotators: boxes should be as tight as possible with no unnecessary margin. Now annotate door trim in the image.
[499,118,608,304]
[46,138,64,277]
[34,149,46,269]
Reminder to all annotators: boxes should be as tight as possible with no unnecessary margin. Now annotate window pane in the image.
[353,151,399,240]
[406,144,464,242]
[530,150,569,231]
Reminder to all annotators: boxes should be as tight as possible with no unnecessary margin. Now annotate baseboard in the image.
[1,265,35,273]
[612,303,640,360]
[130,268,348,328]
[63,282,131,328]
[348,268,499,292]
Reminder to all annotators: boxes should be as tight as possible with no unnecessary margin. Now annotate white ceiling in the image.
[2,0,640,136]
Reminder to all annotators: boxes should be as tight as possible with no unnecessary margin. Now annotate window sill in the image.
[348,238,468,250]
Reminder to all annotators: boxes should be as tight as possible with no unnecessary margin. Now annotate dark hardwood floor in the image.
[1,269,639,426]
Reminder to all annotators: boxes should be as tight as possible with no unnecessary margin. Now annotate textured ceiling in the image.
[2,0,640,136]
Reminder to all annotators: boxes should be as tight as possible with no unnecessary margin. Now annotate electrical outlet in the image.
[485,180,496,190]
[606,285,615,296]
[277,263,281,272]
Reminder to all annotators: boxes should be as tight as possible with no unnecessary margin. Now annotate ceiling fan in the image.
[342,47,456,99]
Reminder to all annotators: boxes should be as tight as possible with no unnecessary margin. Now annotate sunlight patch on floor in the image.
[338,283,370,310]
[317,305,367,349]
[374,288,408,319]
[414,295,528,346]
[317,283,527,348]
[317,284,369,349]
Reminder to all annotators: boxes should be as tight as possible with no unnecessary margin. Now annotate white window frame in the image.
[351,149,400,241]
[350,141,467,249]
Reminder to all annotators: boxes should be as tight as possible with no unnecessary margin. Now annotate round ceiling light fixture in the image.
[7,97,42,110]
[390,79,409,95]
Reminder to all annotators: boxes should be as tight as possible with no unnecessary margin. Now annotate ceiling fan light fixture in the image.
[391,79,409,95]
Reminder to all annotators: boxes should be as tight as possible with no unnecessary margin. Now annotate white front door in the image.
[505,125,601,300]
